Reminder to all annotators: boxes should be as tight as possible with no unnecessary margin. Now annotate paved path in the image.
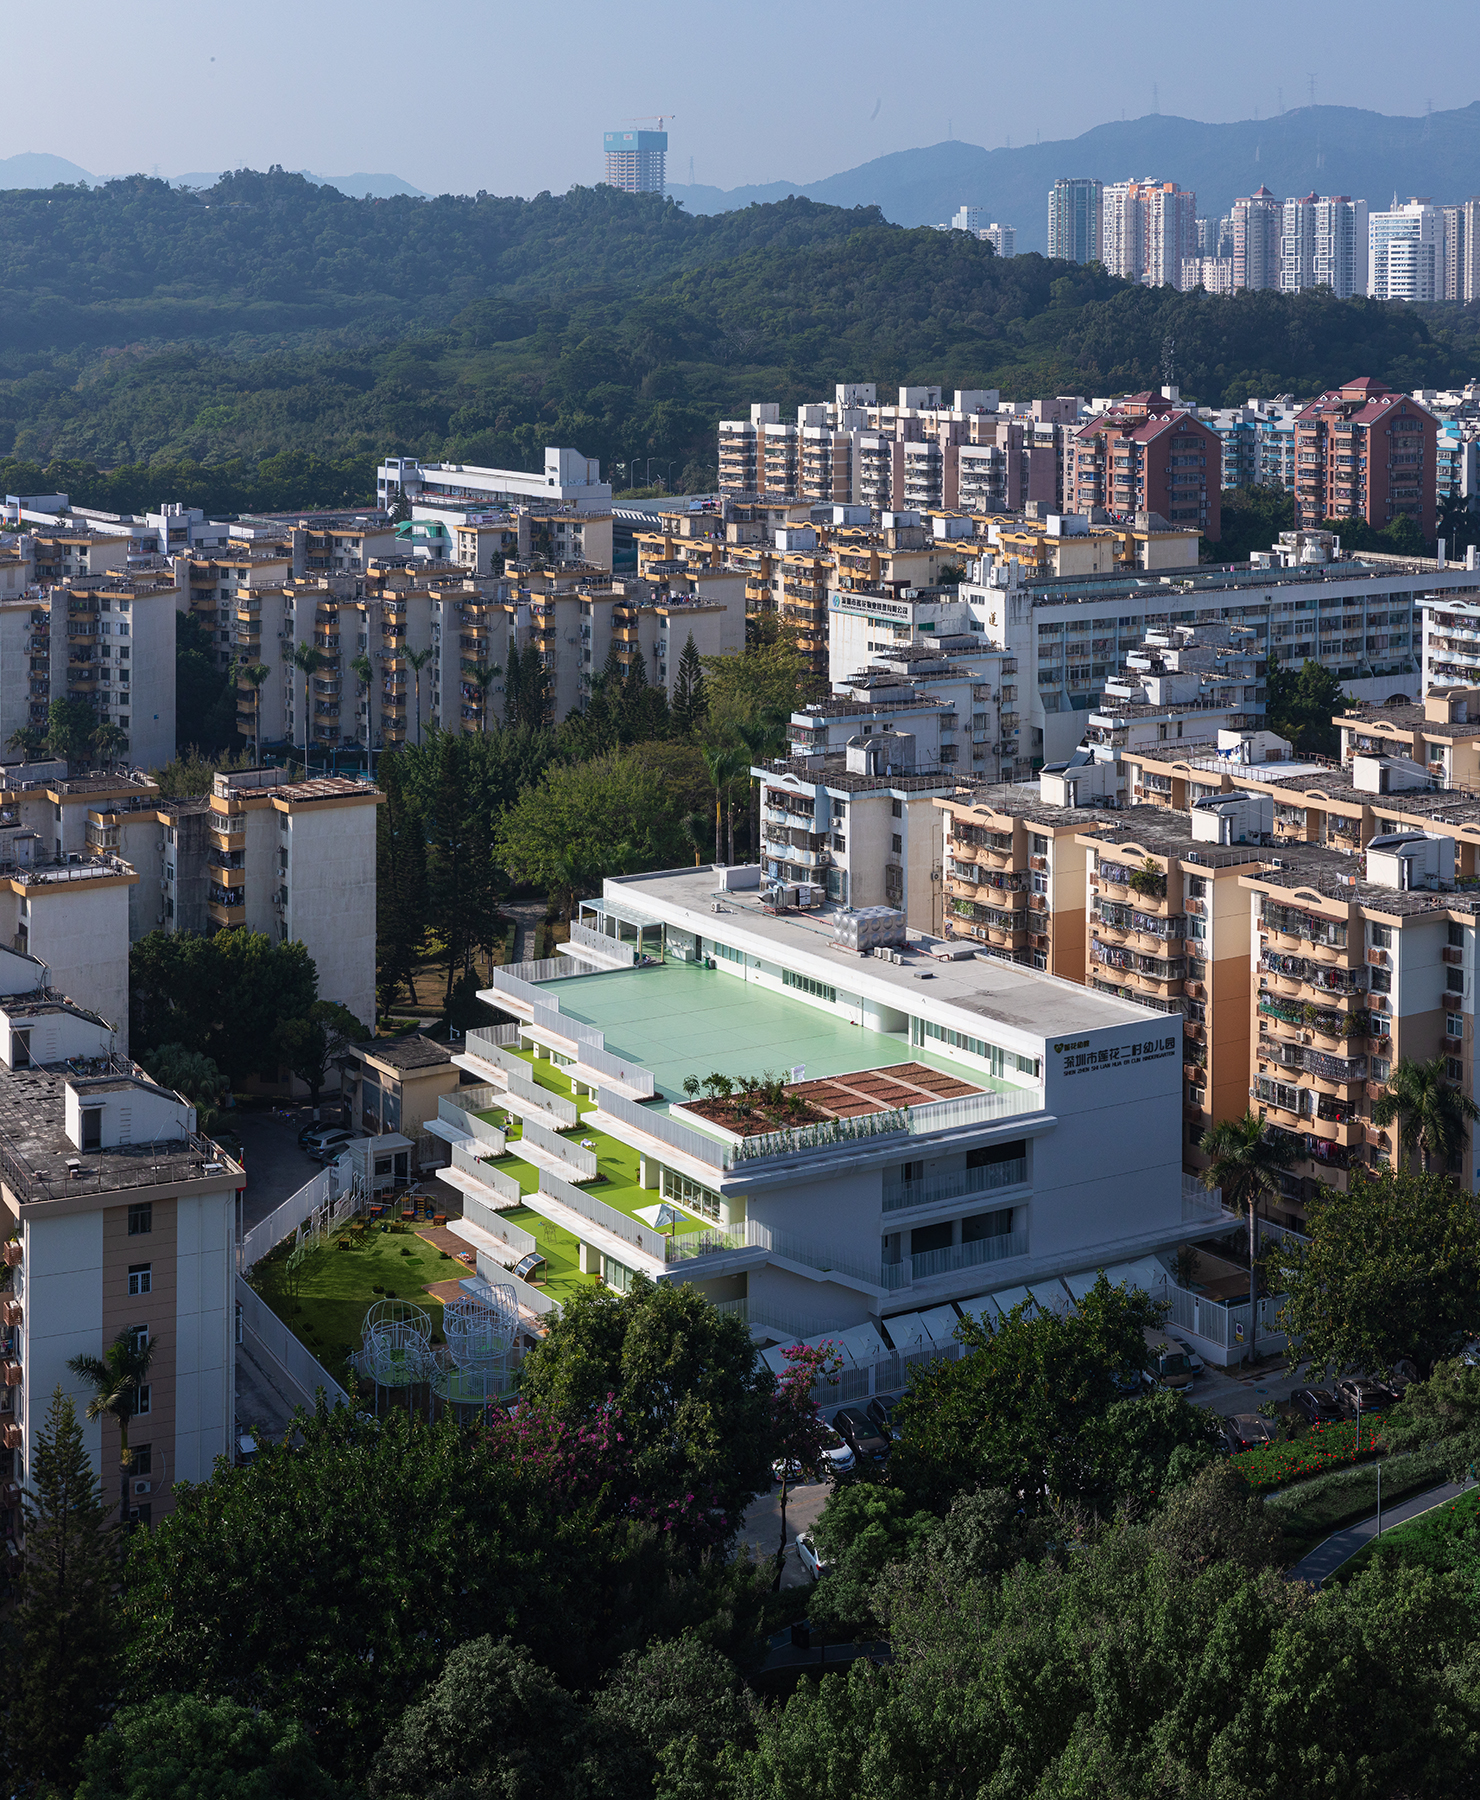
[1286,1477,1473,1587]
[737,1476,831,1588]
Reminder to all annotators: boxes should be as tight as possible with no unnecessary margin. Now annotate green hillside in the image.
[1,170,1477,514]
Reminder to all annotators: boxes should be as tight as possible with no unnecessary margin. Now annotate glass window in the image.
[127,1203,152,1236]
[127,1264,151,1296]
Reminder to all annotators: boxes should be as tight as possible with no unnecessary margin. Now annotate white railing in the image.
[450,1141,525,1206]
[1182,1173,1226,1222]
[236,1275,350,1409]
[239,1162,344,1270]
[908,1087,1044,1136]
[518,1117,598,1178]
[459,1190,538,1258]
[664,1216,880,1288]
[532,1170,670,1265]
[709,1297,852,1339]
[487,1022,523,1046]
[438,1094,505,1151]
[728,1108,908,1164]
[529,1001,603,1050]
[898,1228,1029,1285]
[576,1041,655,1097]
[567,921,637,965]
[882,1157,1027,1214]
[598,1090,728,1169]
[1157,1277,1287,1353]
[460,1034,528,1079]
[507,1069,579,1127]
[503,957,587,984]
[469,1260,561,1317]
[481,969,561,1014]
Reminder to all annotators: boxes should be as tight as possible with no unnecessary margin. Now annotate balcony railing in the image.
[882,1155,1027,1214]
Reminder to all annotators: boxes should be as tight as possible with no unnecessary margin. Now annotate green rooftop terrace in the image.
[541,959,1006,1104]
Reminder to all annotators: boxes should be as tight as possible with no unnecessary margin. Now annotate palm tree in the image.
[289,641,327,776]
[463,659,503,734]
[405,647,433,746]
[701,743,746,866]
[680,809,707,867]
[68,1328,156,1519]
[241,662,270,761]
[90,722,127,771]
[1371,1054,1480,1174]
[349,653,373,765]
[734,710,789,862]
[1199,1111,1298,1363]
[6,725,45,762]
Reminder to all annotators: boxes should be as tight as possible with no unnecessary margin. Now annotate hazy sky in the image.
[15,0,1480,196]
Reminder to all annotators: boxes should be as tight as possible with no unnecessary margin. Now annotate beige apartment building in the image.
[0,971,238,1536]
[938,789,1110,980]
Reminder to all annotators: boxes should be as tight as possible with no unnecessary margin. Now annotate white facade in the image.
[1370,199,1444,302]
[457,866,1207,1341]
[378,450,613,514]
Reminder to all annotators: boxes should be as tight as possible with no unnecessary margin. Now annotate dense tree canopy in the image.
[2,171,1478,496]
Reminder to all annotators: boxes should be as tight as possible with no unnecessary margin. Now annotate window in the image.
[128,1264,151,1296]
[1447,1013,1464,1039]
[1029,834,1048,856]
[1371,1057,1392,1082]
[661,1167,721,1222]
[1450,923,1466,948]
[782,970,837,1003]
[1369,969,1391,994]
[1447,1057,1465,1083]
[129,1325,149,1354]
[711,941,744,965]
[1369,924,1393,949]
[1448,969,1465,992]
[891,835,903,854]
[130,1444,151,1475]
[130,1386,151,1416]
[891,799,902,819]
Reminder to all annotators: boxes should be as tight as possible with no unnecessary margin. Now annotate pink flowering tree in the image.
[768,1339,843,1586]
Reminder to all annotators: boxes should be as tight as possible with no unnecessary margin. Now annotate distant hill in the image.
[0,151,96,188]
[171,169,427,198]
[668,101,1480,250]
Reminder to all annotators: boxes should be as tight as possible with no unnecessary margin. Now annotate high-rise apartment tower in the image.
[1047,178,1103,264]
[603,129,667,194]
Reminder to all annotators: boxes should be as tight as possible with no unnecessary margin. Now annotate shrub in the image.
[1231,1414,1388,1491]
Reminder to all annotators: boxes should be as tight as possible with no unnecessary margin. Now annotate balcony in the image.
[207,899,246,927]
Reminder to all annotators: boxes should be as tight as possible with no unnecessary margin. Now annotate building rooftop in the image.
[1082,809,1276,866]
[1339,700,1480,741]
[602,866,1162,1048]
[1241,840,1480,914]
[0,1061,233,1203]
[762,753,963,794]
[353,1035,453,1073]
[947,785,1117,829]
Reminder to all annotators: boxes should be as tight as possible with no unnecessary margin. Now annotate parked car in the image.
[1289,1386,1343,1426]
[772,1456,812,1486]
[866,1395,903,1440]
[1335,1377,1397,1418]
[302,1127,356,1162]
[1385,1358,1420,1398]
[1167,1335,1206,1376]
[833,1405,891,1462]
[794,1531,829,1580]
[1143,1327,1195,1392]
[815,1423,857,1479]
[297,1111,349,1147]
[1224,1413,1279,1452]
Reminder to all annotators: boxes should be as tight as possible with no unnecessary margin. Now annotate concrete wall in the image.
[22,1208,105,1487]
[1034,1015,1183,1258]
[282,800,378,1028]
[5,880,132,1048]
[170,1189,236,1489]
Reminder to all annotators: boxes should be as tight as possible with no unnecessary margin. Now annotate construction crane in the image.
[627,115,676,131]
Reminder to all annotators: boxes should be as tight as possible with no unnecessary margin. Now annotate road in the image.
[231,1108,334,1234]
[737,1475,832,1587]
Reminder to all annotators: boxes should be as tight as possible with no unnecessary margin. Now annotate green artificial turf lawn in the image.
[263,1227,460,1378]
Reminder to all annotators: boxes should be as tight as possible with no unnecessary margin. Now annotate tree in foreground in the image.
[68,1330,156,1523]
[1384,1357,1480,1482]
[518,1276,773,1551]
[74,1693,342,1800]
[1265,1166,1480,1378]
[888,1276,1162,1516]
[141,1042,231,1133]
[368,1636,607,1800]
[7,1388,118,1793]
[1371,1053,1480,1174]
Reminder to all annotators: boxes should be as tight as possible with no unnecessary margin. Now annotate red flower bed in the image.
[1231,1414,1388,1491]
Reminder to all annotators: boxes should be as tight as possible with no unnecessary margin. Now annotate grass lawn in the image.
[1332,1483,1480,1588]
[1267,1444,1464,1556]
[255,1226,466,1385]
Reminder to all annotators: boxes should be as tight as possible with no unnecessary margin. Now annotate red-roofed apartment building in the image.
[1064,394,1221,540]
[1293,378,1438,539]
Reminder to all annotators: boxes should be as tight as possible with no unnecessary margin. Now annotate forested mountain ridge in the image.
[0,170,1477,515]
